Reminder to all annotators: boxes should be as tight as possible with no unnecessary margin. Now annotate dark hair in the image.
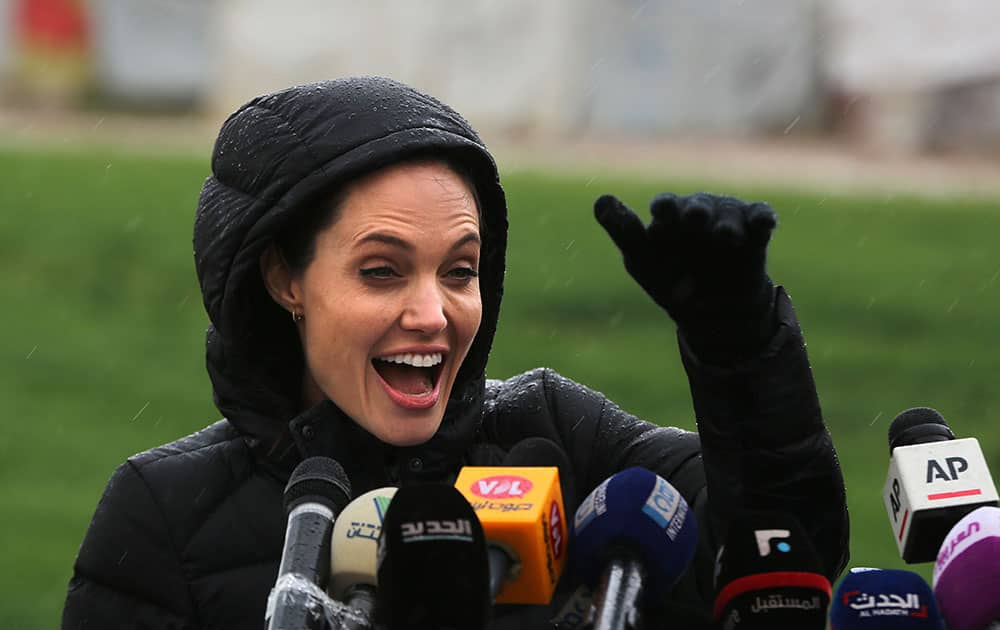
[275,154,485,274]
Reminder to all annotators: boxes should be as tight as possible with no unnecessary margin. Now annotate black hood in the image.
[193,77,507,472]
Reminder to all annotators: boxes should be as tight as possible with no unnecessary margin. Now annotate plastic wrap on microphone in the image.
[267,456,352,630]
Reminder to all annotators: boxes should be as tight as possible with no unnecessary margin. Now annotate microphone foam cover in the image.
[502,437,578,518]
[376,484,490,630]
[713,511,831,628]
[572,467,697,596]
[888,407,955,453]
[714,510,824,587]
[283,456,352,515]
[831,567,944,629]
[933,506,1000,630]
[329,486,397,599]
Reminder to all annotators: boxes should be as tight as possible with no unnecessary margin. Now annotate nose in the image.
[399,278,447,335]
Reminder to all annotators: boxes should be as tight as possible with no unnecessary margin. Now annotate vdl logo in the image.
[754,529,792,556]
[470,475,533,499]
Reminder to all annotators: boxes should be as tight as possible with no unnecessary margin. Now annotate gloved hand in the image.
[595,192,779,364]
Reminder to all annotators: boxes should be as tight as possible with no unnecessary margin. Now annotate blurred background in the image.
[2,1,999,627]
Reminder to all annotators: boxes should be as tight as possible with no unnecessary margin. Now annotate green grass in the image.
[3,146,1000,627]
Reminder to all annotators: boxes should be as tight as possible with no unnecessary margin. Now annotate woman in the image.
[62,76,848,629]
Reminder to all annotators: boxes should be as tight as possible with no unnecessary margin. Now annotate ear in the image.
[260,243,303,314]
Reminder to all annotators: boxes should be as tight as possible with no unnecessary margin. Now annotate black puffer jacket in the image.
[62,77,848,629]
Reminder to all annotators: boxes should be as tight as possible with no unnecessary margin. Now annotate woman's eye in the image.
[448,267,479,280]
[360,266,398,279]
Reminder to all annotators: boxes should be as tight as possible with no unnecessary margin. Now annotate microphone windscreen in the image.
[572,467,698,596]
[712,511,830,628]
[502,437,578,518]
[284,456,352,514]
[933,506,1000,630]
[329,487,397,599]
[831,567,944,629]
[888,407,955,453]
[376,484,490,630]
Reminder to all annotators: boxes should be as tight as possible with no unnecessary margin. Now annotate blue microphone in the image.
[572,467,698,630]
[830,567,945,629]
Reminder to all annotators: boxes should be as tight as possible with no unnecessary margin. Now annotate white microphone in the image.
[328,487,398,629]
[882,407,998,563]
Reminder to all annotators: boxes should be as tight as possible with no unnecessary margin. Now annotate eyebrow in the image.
[357,231,481,252]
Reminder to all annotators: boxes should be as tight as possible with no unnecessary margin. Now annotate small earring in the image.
[292,310,304,323]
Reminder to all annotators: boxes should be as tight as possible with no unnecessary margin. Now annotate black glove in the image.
[595,192,778,364]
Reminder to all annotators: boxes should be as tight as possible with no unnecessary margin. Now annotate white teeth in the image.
[377,352,443,367]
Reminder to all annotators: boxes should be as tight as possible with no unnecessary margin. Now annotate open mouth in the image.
[372,352,446,407]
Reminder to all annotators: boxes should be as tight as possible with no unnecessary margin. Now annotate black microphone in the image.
[883,407,999,563]
[712,510,831,629]
[266,456,352,630]
[376,484,491,630]
[502,436,578,516]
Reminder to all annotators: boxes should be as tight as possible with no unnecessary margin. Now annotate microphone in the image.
[454,437,571,604]
[883,407,999,563]
[328,487,398,629]
[712,510,831,629]
[830,567,944,629]
[266,456,352,630]
[501,436,578,517]
[572,467,698,630]
[933,505,1000,629]
[375,484,491,630]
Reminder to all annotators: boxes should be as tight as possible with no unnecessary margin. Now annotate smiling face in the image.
[262,161,483,446]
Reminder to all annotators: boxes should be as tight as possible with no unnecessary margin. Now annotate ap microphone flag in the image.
[933,506,1000,630]
[883,407,999,563]
[830,567,944,629]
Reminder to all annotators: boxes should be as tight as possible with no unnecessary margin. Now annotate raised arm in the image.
[594,191,849,580]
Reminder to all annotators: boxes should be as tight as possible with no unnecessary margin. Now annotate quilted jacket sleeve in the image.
[677,287,849,581]
[62,461,197,630]
[532,287,848,620]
